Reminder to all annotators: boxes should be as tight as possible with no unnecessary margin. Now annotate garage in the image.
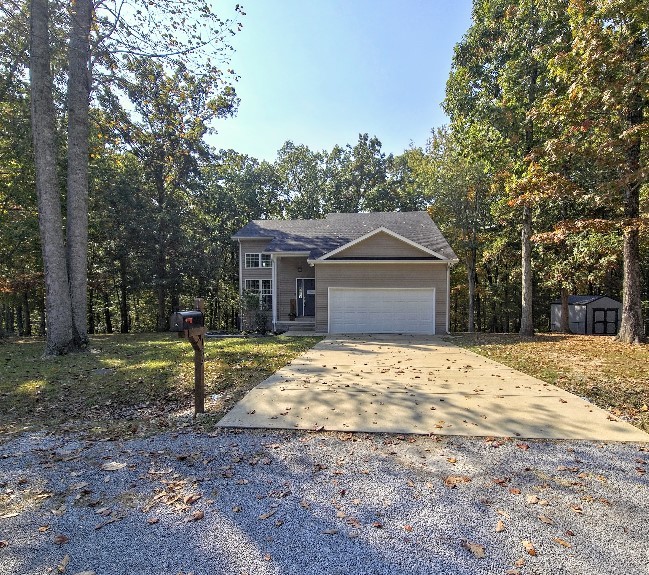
[328,287,435,334]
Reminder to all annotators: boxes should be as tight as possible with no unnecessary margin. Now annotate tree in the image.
[537,0,647,343]
[30,0,75,354]
[100,57,237,330]
[445,0,571,336]
[27,0,242,352]
[66,0,92,346]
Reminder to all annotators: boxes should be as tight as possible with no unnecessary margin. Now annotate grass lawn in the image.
[447,332,649,432]
[0,333,321,438]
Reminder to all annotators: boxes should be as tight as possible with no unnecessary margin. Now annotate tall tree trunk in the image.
[66,0,92,348]
[23,292,32,336]
[466,247,476,333]
[103,291,113,334]
[88,287,95,335]
[519,205,534,336]
[559,287,571,333]
[617,30,645,344]
[30,0,75,354]
[16,302,24,336]
[119,258,129,333]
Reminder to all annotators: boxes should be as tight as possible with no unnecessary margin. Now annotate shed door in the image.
[328,288,435,334]
[592,308,619,335]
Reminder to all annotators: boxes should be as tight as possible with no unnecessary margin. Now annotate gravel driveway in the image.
[1,429,648,575]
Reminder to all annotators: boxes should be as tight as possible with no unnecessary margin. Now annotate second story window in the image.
[245,253,272,268]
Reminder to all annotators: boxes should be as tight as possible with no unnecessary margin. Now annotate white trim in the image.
[327,287,436,335]
[309,259,451,265]
[266,251,311,257]
[318,227,448,261]
[232,235,275,240]
[271,255,278,329]
[238,241,243,296]
[446,263,451,334]
[244,252,272,269]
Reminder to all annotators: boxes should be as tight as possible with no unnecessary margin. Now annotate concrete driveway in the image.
[217,335,649,441]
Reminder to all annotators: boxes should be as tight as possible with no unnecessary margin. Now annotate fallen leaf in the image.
[461,540,486,558]
[0,512,19,519]
[404,524,413,532]
[371,521,383,528]
[514,558,526,567]
[509,488,521,495]
[259,509,277,520]
[322,529,338,535]
[516,443,530,450]
[570,504,583,514]
[522,540,537,556]
[183,494,201,505]
[565,530,575,537]
[554,537,572,548]
[447,457,457,464]
[444,475,471,488]
[232,505,242,513]
[538,515,554,525]
[100,462,126,472]
[147,517,159,525]
[495,520,506,533]
[57,554,70,573]
[526,495,540,505]
[53,534,70,545]
[0,540,8,548]
[263,554,272,561]
[189,510,204,521]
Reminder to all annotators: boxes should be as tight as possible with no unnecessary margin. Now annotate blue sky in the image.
[210,0,473,161]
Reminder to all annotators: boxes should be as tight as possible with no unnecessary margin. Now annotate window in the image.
[245,253,272,268]
[261,279,272,309]
[245,279,272,310]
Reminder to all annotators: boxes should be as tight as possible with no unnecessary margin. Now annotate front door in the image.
[297,278,315,317]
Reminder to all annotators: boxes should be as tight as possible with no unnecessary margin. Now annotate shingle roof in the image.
[551,295,615,305]
[232,212,458,261]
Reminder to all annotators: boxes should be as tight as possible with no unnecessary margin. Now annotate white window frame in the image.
[244,279,272,309]
[245,253,272,268]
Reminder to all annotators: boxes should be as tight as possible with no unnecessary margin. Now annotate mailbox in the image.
[169,310,204,332]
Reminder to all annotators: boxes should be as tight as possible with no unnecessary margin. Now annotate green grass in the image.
[0,333,322,438]
[446,333,649,432]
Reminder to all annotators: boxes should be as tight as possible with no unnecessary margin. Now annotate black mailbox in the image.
[169,310,204,332]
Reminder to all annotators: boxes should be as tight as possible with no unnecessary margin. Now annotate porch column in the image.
[271,255,278,330]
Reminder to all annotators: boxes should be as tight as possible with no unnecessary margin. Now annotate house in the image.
[232,212,458,334]
[550,295,622,335]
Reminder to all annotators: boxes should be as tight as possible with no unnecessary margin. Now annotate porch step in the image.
[276,320,315,332]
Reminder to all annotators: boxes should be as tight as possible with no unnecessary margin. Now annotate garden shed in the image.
[550,295,622,335]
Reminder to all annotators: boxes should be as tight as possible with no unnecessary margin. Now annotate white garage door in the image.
[328,288,435,334]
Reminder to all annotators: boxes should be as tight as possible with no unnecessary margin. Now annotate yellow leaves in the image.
[522,540,537,556]
[461,540,486,558]
[444,475,472,488]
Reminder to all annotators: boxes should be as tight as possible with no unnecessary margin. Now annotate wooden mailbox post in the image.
[169,298,207,415]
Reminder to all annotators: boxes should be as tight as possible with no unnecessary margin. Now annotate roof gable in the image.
[319,228,443,260]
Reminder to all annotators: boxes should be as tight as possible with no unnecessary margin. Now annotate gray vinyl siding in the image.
[276,256,314,321]
[331,231,434,259]
[315,262,449,333]
[239,239,272,291]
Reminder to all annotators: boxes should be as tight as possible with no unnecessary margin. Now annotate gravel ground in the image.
[0,429,648,575]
